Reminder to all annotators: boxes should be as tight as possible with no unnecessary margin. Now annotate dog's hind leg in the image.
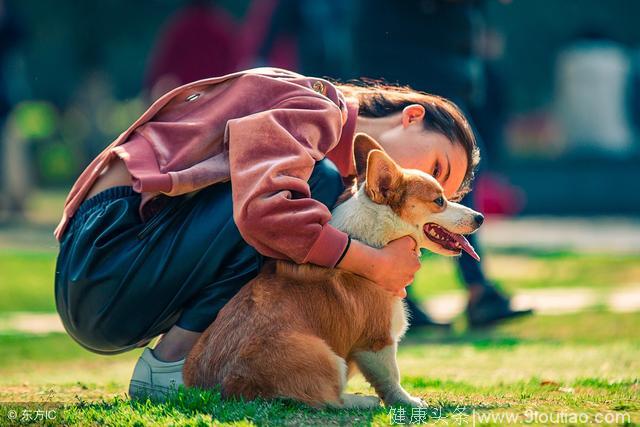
[222,332,380,409]
[222,332,342,408]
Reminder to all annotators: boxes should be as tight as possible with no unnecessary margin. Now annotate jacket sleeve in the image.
[227,94,349,267]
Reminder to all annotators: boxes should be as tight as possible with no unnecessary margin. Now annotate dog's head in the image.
[353,133,484,260]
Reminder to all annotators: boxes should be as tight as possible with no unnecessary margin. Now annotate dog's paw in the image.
[403,395,427,407]
[385,393,427,407]
[340,393,382,409]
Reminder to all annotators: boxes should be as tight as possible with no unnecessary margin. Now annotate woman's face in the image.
[377,124,469,199]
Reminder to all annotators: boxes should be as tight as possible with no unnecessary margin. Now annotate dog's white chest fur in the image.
[329,187,418,249]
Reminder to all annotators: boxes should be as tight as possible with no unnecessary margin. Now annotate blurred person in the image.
[554,31,634,157]
[145,0,239,101]
[146,0,356,95]
[240,0,298,71]
[247,0,356,77]
[471,27,508,166]
[354,0,532,328]
[53,67,479,398]
[470,26,524,216]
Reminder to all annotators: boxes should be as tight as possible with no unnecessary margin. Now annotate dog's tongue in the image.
[451,233,480,261]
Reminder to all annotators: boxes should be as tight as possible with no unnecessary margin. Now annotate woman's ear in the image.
[402,104,425,128]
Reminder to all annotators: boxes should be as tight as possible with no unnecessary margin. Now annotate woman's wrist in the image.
[334,235,352,267]
[335,238,380,282]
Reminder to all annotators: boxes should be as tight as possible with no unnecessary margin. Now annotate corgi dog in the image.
[183,133,484,408]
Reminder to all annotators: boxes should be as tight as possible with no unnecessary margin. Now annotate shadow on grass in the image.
[59,387,500,426]
[65,388,384,426]
[403,325,524,349]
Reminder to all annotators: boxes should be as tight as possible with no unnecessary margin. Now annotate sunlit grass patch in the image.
[0,310,638,425]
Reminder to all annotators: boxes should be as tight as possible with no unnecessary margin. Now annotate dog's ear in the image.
[365,149,404,205]
[353,133,385,180]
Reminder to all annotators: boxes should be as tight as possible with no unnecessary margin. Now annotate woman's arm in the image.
[227,92,349,268]
[336,237,421,297]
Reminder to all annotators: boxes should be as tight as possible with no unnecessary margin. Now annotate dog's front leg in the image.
[354,343,425,407]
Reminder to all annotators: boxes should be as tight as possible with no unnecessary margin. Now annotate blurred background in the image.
[0,0,638,418]
[1,0,640,219]
[2,0,639,315]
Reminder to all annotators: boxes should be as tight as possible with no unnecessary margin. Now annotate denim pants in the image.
[54,159,344,355]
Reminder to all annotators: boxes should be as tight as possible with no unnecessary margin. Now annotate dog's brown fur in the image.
[183,261,394,407]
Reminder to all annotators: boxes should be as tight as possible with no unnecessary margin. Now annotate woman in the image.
[54,67,478,398]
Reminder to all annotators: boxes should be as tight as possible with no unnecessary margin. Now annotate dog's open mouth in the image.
[423,223,480,261]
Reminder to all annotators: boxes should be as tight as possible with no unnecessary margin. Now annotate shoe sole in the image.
[129,380,179,401]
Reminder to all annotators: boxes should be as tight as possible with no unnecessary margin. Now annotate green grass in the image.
[3,380,636,426]
[0,250,58,312]
[0,311,638,425]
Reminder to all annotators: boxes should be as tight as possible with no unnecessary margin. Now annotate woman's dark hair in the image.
[336,81,480,200]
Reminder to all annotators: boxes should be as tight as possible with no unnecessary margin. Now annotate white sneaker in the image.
[128,348,185,400]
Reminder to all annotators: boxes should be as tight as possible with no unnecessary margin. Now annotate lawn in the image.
[0,311,638,425]
[1,217,639,425]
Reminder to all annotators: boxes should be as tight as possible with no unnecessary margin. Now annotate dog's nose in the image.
[474,214,484,226]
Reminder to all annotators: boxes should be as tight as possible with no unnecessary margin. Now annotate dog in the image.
[183,133,484,408]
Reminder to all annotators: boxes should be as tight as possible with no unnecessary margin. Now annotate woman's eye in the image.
[433,163,441,178]
[434,196,444,207]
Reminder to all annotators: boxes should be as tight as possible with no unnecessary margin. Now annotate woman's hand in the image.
[336,236,421,297]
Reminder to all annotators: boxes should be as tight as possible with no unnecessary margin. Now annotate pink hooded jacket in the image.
[54,68,358,268]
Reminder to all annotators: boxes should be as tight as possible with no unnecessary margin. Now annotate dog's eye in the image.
[434,196,444,207]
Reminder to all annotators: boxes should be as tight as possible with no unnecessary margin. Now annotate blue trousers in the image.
[55,159,344,355]
[455,192,487,286]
